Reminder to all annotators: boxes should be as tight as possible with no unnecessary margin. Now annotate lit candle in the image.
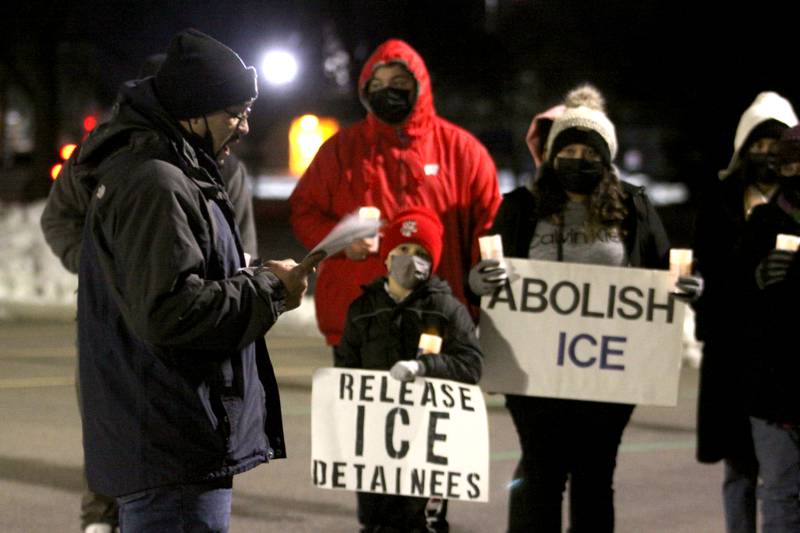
[775,233,800,251]
[479,234,504,261]
[359,207,381,253]
[418,333,442,355]
[669,248,693,286]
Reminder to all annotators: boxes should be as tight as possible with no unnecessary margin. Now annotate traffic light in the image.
[83,115,97,133]
[288,114,339,177]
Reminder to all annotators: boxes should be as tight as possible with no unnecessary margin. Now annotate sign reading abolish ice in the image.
[480,258,684,406]
[311,368,489,502]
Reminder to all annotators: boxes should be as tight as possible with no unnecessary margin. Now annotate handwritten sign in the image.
[311,368,489,502]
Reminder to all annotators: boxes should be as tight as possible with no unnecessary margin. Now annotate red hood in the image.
[358,39,435,139]
[525,104,565,167]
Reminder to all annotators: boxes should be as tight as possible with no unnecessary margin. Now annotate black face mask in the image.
[744,153,779,185]
[554,158,605,195]
[368,87,413,125]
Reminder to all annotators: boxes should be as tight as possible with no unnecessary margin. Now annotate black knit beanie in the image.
[549,127,612,167]
[155,29,258,119]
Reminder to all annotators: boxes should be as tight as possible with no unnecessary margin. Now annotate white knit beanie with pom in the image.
[545,84,617,164]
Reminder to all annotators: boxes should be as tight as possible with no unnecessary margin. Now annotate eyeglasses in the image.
[225,106,251,122]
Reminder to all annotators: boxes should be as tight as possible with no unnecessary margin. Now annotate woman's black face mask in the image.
[744,153,780,185]
[554,157,605,195]
[368,87,413,125]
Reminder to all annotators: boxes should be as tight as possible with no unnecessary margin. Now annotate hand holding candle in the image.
[470,235,508,296]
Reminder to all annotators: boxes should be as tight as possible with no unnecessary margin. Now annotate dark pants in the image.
[117,478,233,533]
[505,395,634,533]
[357,492,448,532]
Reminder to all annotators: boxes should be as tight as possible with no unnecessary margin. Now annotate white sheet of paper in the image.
[307,212,381,261]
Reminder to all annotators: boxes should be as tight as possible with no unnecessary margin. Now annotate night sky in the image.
[4,0,798,191]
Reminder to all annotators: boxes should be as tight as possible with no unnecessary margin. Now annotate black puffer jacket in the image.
[334,276,483,384]
[489,182,669,269]
[77,78,286,497]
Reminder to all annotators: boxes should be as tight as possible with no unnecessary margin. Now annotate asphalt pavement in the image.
[0,314,728,533]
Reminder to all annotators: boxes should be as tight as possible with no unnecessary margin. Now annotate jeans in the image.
[722,453,758,533]
[751,417,800,533]
[505,395,634,533]
[117,478,233,533]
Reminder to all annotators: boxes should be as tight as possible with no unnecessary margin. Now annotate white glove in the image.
[390,360,423,382]
[469,259,508,296]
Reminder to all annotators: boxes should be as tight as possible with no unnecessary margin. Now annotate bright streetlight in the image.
[261,50,299,86]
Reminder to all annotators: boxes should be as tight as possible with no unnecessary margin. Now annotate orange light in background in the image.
[51,163,63,180]
[288,114,339,177]
[60,143,78,161]
[83,115,97,132]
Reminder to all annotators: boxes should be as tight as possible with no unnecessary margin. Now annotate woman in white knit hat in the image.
[469,84,698,532]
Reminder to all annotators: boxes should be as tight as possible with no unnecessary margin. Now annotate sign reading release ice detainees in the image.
[311,368,489,502]
[480,258,685,406]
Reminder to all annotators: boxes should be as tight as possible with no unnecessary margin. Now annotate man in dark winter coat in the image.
[70,29,310,531]
[41,52,261,533]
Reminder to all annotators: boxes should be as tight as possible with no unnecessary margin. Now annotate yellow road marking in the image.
[0,376,75,389]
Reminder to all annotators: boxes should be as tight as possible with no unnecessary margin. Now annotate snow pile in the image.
[0,200,78,321]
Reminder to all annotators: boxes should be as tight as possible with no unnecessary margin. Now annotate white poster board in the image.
[311,368,489,502]
[480,258,684,406]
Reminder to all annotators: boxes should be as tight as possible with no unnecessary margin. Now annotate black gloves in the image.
[755,249,796,289]
[673,275,704,303]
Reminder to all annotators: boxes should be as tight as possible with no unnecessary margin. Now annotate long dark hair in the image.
[533,161,628,232]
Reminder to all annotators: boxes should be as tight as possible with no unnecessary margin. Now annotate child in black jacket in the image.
[335,206,483,533]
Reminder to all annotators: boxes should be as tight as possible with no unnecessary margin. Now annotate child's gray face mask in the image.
[390,254,431,289]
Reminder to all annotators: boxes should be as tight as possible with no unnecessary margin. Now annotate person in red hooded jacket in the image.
[289,39,501,347]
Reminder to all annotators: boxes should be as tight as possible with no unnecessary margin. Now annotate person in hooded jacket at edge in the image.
[288,38,502,350]
[335,206,483,533]
[468,84,702,532]
[40,51,262,533]
[738,123,800,532]
[65,29,311,532]
[690,91,798,533]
